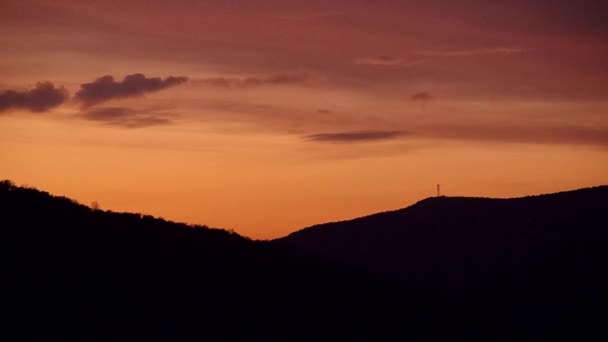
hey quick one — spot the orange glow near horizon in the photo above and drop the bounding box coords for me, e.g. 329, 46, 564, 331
2, 1, 607, 238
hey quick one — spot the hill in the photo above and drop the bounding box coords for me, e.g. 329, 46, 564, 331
277, 186, 608, 338
5, 180, 607, 340
1, 180, 426, 340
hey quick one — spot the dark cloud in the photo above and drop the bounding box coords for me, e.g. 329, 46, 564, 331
81, 106, 173, 128
410, 92, 433, 101
74, 74, 188, 108
0, 82, 68, 113
197, 73, 310, 88
305, 130, 409, 143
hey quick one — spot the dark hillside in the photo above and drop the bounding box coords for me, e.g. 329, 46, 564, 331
278, 186, 608, 338
2, 180, 425, 340
5, 180, 607, 340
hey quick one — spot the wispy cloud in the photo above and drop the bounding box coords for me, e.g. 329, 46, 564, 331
80, 106, 174, 128
417, 123, 608, 147
305, 130, 409, 143
74, 74, 188, 108
409, 92, 433, 101
414, 47, 529, 57
355, 56, 423, 67
0, 82, 68, 113
196, 73, 311, 88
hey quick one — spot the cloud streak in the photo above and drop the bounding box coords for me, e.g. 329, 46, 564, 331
197, 73, 311, 88
414, 47, 529, 57
0, 82, 68, 113
304, 124, 608, 147
74, 74, 188, 108
355, 56, 423, 67
81, 106, 173, 128
421, 123, 608, 147
305, 130, 409, 143
410, 92, 433, 101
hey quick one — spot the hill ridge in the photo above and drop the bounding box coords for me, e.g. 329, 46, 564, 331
4, 179, 608, 339
280, 185, 608, 239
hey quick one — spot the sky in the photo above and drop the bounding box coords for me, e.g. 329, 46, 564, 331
1, 0, 607, 238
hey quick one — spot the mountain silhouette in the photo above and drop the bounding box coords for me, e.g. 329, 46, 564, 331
277, 186, 608, 339
2, 180, 430, 340
4, 179, 607, 340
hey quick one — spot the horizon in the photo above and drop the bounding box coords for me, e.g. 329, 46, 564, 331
3, 179, 606, 239
2, 1, 608, 238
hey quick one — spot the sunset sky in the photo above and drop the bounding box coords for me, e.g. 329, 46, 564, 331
1, 0, 607, 238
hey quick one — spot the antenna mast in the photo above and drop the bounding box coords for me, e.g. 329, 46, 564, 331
437, 184, 440, 197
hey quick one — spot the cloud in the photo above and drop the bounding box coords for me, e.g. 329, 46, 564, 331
414, 47, 529, 57
197, 73, 310, 88
0, 82, 68, 113
74, 73, 188, 108
81, 106, 173, 128
355, 56, 423, 67
305, 130, 409, 143
410, 92, 433, 101
417, 123, 608, 147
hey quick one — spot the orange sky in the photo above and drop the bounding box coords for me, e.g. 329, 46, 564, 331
1, 0, 607, 238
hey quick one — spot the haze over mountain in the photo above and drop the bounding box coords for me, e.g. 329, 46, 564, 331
4, 180, 608, 340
